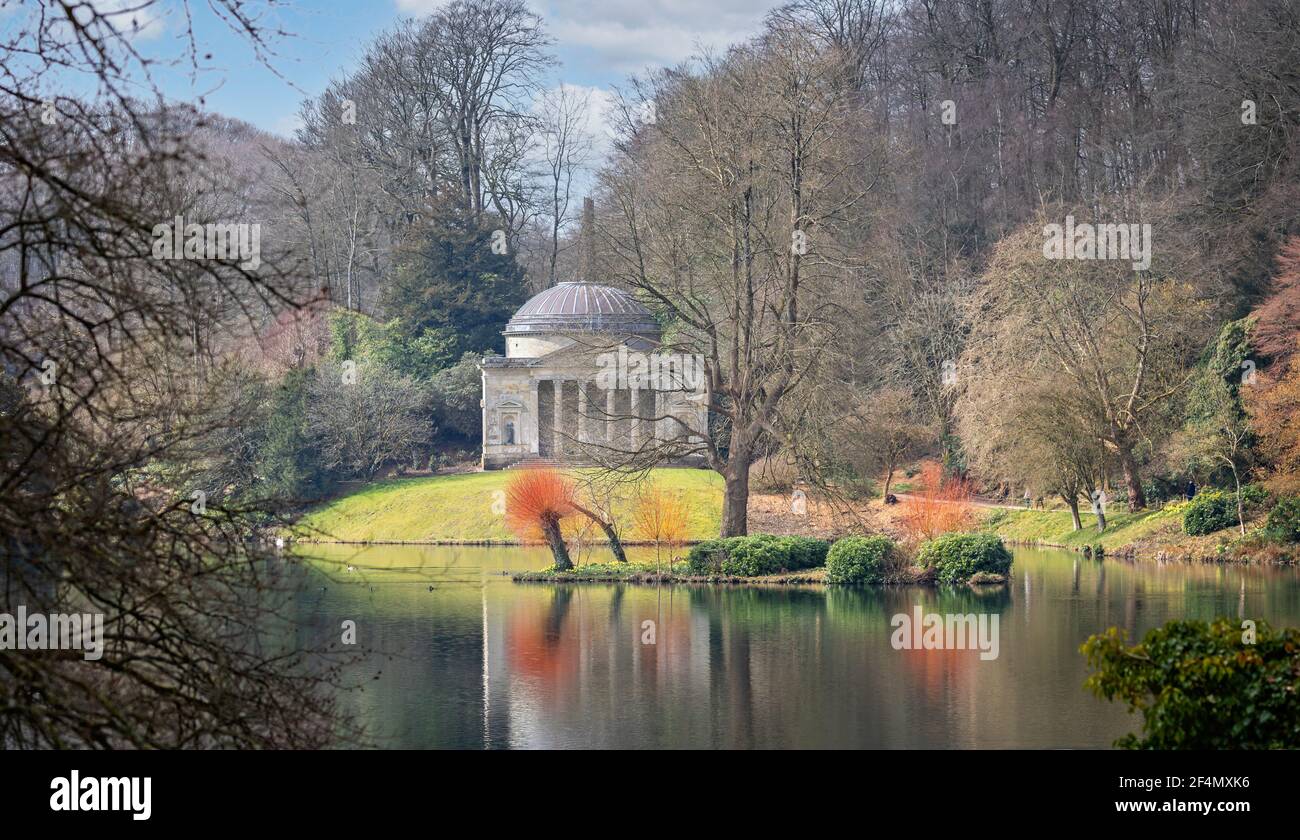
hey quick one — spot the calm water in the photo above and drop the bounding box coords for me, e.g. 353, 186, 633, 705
287, 544, 1300, 749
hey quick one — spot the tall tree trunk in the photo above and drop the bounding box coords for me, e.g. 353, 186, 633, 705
720, 456, 751, 537
1117, 443, 1146, 510
1065, 494, 1082, 531
541, 515, 571, 570
882, 463, 895, 500
601, 522, 628, 563
1230, 463, 1246, 536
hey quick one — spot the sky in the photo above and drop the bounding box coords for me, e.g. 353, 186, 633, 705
73, 0, 785, 139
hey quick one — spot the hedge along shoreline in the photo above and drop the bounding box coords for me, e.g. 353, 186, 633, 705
685, 534, 829, 576
513, 531, 1014, 587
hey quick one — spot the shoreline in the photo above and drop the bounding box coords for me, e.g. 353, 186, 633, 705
998, 536, 1297, 565
287, 477, 1294, 566
508, 566, 1010, 588
293, 537, 705, 547
510, 573, 828, 586
290, 535, 1295, 566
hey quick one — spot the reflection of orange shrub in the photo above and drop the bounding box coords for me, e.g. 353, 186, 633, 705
506, 593, 579, 686
504, 468, 573, 543
900, 462, 974, 540
899, 642, 976, 698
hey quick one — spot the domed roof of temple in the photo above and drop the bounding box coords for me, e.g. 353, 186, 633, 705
504, 281, 660, 336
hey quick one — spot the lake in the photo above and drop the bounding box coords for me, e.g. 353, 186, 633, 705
287, 544, 1300, 749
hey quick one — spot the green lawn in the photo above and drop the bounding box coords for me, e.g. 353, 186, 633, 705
981, 503, 1189, 550
296, 468, 724, 543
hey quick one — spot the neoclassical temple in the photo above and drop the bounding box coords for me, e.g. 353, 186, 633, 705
479, 280, 709, 470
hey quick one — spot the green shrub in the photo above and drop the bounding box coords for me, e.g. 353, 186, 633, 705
685, 538, 732, 575
777, 535, 830, 570
1083, 618, 1300, 749
685, 534, 829, 576
1182, 490, 1239, 536
1265, 497, 1300, 543
917, 532, 1013, 585
825, 535, 897, 584
1241, 483, 1269, 507
721, 534, 786, 576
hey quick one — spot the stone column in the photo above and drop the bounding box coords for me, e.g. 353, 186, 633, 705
605, 385, 616, 445
650, 392, 660, 447
650, 392, 660, 449
528, 379, 540, 454
480, 368, 489, 467
639, 390, 652, 449
553, 378, 566, 457
576, 380, 587, 445
629, 387, 639, 455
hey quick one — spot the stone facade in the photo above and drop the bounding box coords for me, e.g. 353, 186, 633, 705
480, 282, 708, 470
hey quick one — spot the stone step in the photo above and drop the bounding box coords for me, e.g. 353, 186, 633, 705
504, 457, 567, 470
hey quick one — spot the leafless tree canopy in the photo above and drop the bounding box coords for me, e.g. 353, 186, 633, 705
1, 1, 354, 749
588, 0, 1299, 523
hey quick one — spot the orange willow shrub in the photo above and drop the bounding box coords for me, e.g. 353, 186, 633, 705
899, 461, 975, 540
632, 484, 689, 572
504, 468, 575, 569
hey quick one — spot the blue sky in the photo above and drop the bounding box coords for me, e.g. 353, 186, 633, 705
83, 0, 783, 138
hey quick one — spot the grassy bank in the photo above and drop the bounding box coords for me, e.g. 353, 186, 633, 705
981, 505, 1186, 552
296, 468, 723, 543
979, 501, 1289, 563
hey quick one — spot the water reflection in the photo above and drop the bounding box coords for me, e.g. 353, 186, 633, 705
290, 544, 1300, 749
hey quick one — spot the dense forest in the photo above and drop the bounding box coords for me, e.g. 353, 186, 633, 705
175, 0, 1300, 537
6, 0, 1300, 519
2, 0, 1299, 746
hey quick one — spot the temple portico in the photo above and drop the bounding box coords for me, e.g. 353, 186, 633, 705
479, 282, 707, 470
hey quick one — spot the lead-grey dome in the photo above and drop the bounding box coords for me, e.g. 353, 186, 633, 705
505, 281, 660, 336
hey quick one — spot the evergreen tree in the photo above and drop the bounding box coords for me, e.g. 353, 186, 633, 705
258, 367, 327, 501
382, 213, 527, 372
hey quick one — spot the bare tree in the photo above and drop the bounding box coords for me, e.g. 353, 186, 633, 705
1173, 377, 1254, 534
420, 0, 553, 222
596, 22, 884, 535
282, 0, 557, 311
537, 85, 593, 286
839, 386, 933, 499
958, 368, 1108, 531
961, 208, 1211, 512
309, 360, 433, 480
1, 1, 357, 748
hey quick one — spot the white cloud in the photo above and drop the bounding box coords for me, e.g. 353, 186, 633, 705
394, 0, 779, 72
84, 0, 167, 42
528, 83, 610, 161
271, 112, 305, 140
542, 0, 778, 71
393, 0, 451, 13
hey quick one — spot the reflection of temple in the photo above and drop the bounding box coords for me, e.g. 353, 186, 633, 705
322, 549, 1257, 748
